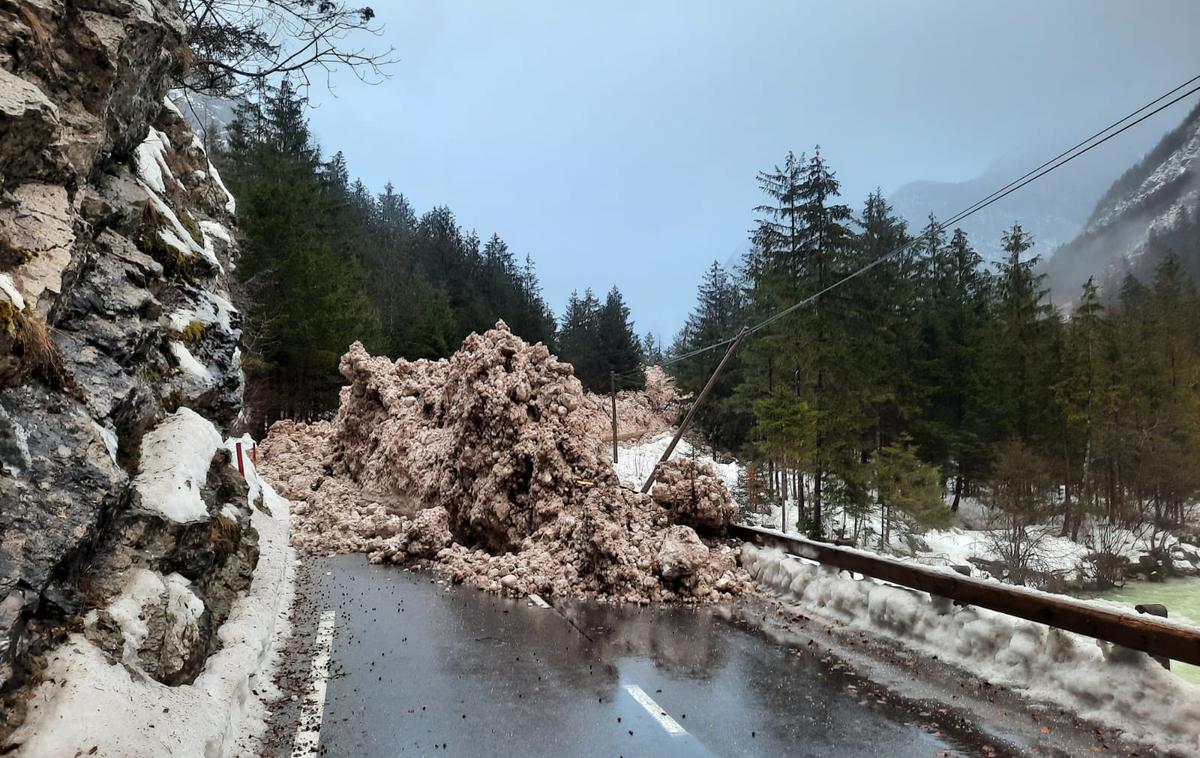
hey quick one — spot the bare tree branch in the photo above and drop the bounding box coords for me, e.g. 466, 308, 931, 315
179, 0, 395, 96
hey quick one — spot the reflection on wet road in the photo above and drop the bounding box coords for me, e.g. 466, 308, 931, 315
304, 555, 993, 757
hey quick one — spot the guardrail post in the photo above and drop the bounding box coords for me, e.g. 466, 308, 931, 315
1136, 604, 1171, 670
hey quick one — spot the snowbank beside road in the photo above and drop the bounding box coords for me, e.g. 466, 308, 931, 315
743, 544, 1200, 756
9, 437, 295, 758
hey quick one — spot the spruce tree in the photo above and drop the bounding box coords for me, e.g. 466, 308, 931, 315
911, 226, 993, 509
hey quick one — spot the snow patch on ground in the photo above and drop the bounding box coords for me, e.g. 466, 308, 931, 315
168, 291, 237, 335
199, 219, 231, 245
132, 408, 222, 523
208, 161, 236, 214
10, 439, 296, 758
743, 545, 1200, 756
95, 569, 204, 667
0, 404, 32, 474
90, 422, 119, 465
141, 183, 223, 272
614, 431, 739, 491
161, 94, 183, 118
170, 340, 216, 389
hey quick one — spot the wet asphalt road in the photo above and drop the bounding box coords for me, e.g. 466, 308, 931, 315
301, 555, 995, 758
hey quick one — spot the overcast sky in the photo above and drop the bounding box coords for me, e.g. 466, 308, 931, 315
303, 0, 1200, 343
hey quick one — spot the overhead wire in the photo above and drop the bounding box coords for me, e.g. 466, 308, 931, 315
645, 73, 1200, 369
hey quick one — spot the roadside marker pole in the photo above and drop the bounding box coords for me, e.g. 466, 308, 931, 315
235, 441, 245, 476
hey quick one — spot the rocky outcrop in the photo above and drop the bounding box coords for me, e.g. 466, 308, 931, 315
0, 0, 253, 739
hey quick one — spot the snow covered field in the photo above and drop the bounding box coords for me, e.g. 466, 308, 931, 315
613, 431, 740, 492
10, 436, 296, 758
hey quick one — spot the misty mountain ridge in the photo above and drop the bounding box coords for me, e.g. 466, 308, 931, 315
1044, 98, 1200, 301
889, 127, 1160, 266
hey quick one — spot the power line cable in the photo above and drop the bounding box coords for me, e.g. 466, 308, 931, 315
652, 74, 1200, 368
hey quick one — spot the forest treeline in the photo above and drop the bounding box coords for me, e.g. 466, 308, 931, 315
217, 84, 643, 427
670, 149, 1200, 544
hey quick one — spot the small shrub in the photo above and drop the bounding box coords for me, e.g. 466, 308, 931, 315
1, 302, 66, 388
181, 319, 206, 347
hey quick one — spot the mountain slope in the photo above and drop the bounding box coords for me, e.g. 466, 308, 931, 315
890, 135, 1152, 264
1044, 99, 1200, 299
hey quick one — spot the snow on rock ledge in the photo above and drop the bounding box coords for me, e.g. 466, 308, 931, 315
9, 441, 296, 758
742, 544, 1200, 756
133, 407, 223, 523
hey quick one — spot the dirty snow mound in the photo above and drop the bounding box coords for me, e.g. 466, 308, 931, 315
578, 366, 677, 447
651, 457, 736, 535
261, 323, 748, 603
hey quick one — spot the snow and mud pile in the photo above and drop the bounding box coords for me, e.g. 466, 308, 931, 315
743, 545, 1200, 756
260, 324, 748, 602
578, 365, 677, 444
650, 457, 737, 534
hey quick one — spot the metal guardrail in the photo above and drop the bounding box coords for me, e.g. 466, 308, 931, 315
730, 524, 1200, 667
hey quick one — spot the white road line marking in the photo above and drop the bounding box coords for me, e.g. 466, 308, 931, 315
528, 593, 551, 608
291, 610, 336, 758
623, 684, 687, 736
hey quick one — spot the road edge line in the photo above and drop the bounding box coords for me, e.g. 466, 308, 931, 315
290, 609, 336, 757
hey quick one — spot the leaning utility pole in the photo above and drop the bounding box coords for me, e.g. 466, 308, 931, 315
640, 327, 749, 493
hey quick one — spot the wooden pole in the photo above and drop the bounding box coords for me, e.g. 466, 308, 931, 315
610, 370, 618, 464
731, 524, 1200, 667
641, 327, 749, 493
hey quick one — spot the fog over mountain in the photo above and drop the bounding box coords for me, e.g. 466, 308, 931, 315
1044, 99, 1200, 302
889, 127, 1163, 268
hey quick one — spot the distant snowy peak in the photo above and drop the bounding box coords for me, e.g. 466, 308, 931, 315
1045, 99, 1200, 300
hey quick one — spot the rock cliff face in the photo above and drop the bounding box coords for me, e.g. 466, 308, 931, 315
0, 0, 254, 737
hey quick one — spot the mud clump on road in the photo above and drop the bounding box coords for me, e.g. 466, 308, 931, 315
260, 323, 749, 603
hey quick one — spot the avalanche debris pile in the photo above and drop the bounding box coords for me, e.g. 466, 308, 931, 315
578, 365, 677, 445
650, 457, 737, 535
261, 323, 749, 602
